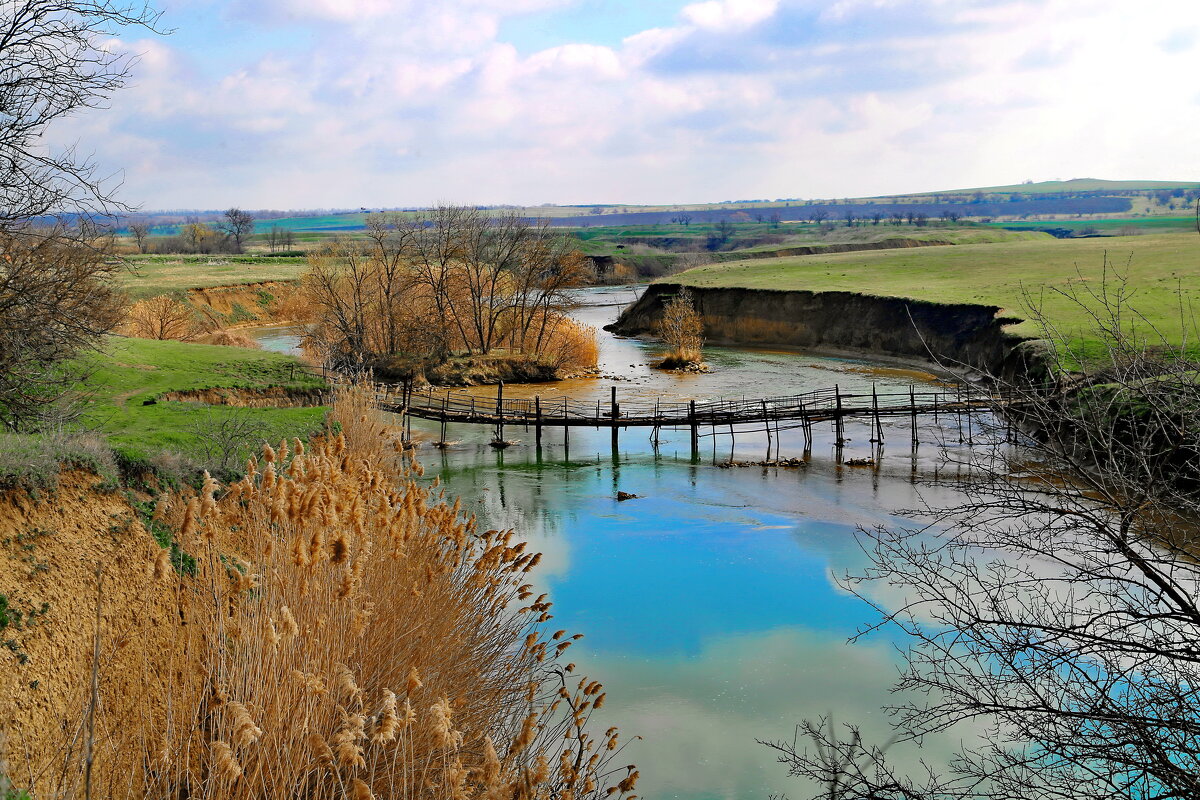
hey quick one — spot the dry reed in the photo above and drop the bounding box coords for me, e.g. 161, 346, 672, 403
48, 383, 635, 800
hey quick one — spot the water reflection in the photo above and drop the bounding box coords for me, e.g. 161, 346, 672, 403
251, 288, 986, 798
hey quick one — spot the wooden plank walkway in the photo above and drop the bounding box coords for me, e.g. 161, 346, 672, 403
365, 380, 998, 454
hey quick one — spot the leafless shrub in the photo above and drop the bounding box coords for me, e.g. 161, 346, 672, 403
654, 288, 704, 368
769, 266, 1200, 799
182, 405, 295, 480
125, 295, 207, 341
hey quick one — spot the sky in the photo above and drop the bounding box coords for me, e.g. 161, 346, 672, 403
53, 0, 1200, 210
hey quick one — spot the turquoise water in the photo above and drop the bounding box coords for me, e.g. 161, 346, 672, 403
246, 289, 990, 798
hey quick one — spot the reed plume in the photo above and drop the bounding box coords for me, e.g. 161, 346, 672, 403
24, 382, 635, 800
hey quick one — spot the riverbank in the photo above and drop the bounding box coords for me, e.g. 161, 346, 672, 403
608, 282, 1045, 380
609, 232, 1200, 379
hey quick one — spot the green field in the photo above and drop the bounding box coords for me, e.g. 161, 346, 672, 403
670, 232, 1200, 356
78, 337, 326, 464
992, 216, 1197, 234
120, 254, 309, 298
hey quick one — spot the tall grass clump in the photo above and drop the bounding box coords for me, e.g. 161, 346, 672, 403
524, 317, 599, 375
35, 385, 636, 799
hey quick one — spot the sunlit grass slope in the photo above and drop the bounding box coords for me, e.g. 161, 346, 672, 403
80, 336, 326, 458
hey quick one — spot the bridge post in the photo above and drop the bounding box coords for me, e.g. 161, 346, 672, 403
956, 384, 964, 444
834, 384, 845, 448
610, 386, 620, 452
762, 399, 772, 461
689, 400, 699, 462
800, 399, 812, 452
439, 394, 447, 444
563, 400, 570, 459
871, 384, 884, 443
910, 385, 918, 450
496, 381, 505, 444
535, 396, 542, 449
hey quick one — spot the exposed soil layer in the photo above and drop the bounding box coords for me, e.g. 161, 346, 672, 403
157, 385, 328, 407
186, 280, 302, 326
608, 283, 1049, 379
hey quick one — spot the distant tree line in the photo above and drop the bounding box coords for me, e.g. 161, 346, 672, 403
127, 208, 260, 254
554, 196, 1133, 229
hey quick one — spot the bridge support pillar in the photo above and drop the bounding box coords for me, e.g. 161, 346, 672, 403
834, 384, 845, 448
689, 400, 699, 462
535, 396, 542, 449
611, 386, 619, 453
495, 381, 505, 444
910, 386, 918, 450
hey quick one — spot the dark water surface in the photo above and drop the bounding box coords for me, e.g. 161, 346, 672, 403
247, 288, 991, 799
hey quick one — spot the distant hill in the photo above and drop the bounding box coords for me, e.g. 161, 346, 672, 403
128, 179, 1200, 235
907, 178, 1200, 197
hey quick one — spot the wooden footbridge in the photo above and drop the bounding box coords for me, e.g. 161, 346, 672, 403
371, 381, 998, 459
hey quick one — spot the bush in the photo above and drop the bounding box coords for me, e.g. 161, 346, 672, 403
0, 432, 118, 491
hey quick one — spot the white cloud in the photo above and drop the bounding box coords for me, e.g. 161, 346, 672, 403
44, 0, 1200, 209
681, 0, 779, 30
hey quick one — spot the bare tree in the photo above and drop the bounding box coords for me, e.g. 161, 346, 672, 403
180, 220, 219, 253
126, 295, 203, 340
0, 3, 163, 429
218, 207, 255, 253
0, 227, 123, 430
303, 206, 590, 378
0, 2, 164, 223
706, 220, 736, 251
767, 267, 1200, 800
128, 220, 151, 253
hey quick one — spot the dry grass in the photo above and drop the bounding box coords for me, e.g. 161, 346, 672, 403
197, 330, 261, 349
21, 385, 634, 799
509, 315, 599, 375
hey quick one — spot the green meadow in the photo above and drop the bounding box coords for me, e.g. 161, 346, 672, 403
991, 215, 1197, 234
78, 337, 326, 462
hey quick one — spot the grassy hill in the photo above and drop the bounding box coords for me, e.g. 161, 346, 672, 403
910, 178, 1200, 196
669, 232, 1200, 357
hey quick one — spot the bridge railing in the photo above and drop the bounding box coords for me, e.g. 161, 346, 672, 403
386, 382, 992, 425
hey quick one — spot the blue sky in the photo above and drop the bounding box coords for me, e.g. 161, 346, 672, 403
53, 0, 1200, 210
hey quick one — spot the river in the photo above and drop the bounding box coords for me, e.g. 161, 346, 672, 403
247, 287, 998, 799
